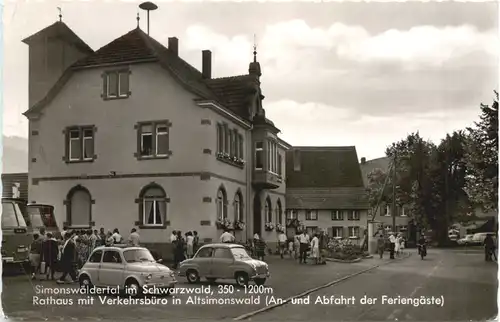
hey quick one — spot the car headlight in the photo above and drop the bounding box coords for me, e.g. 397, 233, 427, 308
146, 274, 152, 280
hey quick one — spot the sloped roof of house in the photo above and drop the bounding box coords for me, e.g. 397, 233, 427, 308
22, 21, 94, 55
359, 156, 391, 187
285, 146, 365, 189
23, 27, 258, 122
286, 187, 369, 210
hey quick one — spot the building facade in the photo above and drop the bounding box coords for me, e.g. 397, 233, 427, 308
23, 21, 290, 254
285, 147, 370, 243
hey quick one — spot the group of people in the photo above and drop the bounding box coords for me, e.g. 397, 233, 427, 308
28, 227, 141, 283
170, 230, 200, 268
377, 233, 406, 259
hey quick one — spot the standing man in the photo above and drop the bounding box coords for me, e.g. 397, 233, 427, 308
389, 233, 396, 259
128, 228, 140, 246
57, 231, 78, 284
377, 234, 385, 259
318, 230, 328, 265
298, 230, 310, 264
220, 229, 235, 243
277, 231, 287, 259
484, 234, 496, 261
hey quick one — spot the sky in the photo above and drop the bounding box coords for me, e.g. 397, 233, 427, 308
2, 0, 499, 161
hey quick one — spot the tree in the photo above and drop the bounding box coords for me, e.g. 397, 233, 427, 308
385, 132, 438, 231
464, 92, 499, 212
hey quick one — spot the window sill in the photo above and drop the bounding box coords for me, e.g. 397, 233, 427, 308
331, 219, 344, 221
103, 95, 129, 101
216, 154, 244, 169
305, 219, 318, 221
137, 225, 167, 229
135, 152, 172, 161
348, 219, 361, 221
65, 159, 94, 164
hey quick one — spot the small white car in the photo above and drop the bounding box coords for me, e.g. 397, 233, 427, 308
472, 232, 495, 245
78, 246, 177, 295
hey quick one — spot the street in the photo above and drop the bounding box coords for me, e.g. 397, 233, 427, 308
2, 248, 497, 321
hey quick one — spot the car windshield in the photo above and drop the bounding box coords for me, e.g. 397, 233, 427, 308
2, 202, 27, 228
231, 247, 251, 260
123, 249, 155, 263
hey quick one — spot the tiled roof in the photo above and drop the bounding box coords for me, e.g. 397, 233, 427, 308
286, 147, 365, 188
359, 157, 391, 187
24, 27, 255, 121
205, 75, 257, 121
286, 187, 369, 209
22, 21, 94, 55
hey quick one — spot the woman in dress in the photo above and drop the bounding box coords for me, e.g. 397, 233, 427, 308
394, 234, 401, 257
310, 233, 320, 264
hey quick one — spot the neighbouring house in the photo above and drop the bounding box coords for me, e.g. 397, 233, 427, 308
285, 147, 370, 244
1, 173, 28, 200
22, 17, 290, 257
359, 156, 411, 238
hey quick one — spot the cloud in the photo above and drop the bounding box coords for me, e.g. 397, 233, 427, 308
265, 99, 481, 160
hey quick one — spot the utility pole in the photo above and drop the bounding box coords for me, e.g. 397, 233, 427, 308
392, 152, 397, 233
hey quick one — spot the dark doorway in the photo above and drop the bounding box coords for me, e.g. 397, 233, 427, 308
253, 192, 262, 236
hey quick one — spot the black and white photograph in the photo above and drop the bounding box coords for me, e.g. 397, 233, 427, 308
1, 0, 498, 321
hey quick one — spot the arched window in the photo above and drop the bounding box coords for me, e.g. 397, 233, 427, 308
275, 199, 283, 224
66, 185, 92, 228
217, 186, 228, 220
139, 184, 167, 227
265, 197, 272, 223
234, 191, 243, 222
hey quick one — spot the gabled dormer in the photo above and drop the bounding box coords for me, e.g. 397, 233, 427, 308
22, 21, 93, 108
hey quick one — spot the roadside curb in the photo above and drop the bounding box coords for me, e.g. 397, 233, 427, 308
325, 257, 362, 263
233, 250, 411, 320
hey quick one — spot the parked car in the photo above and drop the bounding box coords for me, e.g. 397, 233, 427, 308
78, 246, 177, 295
457, 234, 475, 245
178, 243, 270, 286
472, 232, 496, 245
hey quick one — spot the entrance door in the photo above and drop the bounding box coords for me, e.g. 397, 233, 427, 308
253, 193, 262, 236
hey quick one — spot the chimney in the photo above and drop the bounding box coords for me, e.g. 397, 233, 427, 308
361, 157, 366, 164
168, 37, 178, 56
202, 50, 212, 79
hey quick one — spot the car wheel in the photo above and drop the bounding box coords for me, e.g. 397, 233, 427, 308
206, 278, 217, 284
186, 270, 200, 284
125, 279, 142, 297
254, 278, 266, 286
235, 272, 249, 287
79, 275, 93, 290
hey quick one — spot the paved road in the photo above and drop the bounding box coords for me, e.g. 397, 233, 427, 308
246, 248, 498, 321
1, 255, 394, 320
3, 249, 494, 321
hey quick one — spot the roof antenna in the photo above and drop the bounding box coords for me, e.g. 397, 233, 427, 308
136, 10, 140, 28
253, 34, 257, 62
139, 2, 158, 36
57, 7, 62, 22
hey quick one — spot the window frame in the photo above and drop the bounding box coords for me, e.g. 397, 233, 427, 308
135, 183, 170, 229
305, 209, 318, 221
331, 210, 343, 221
216, 187, 228, 221
348, 226, 360, 238
135, 120, 172, 160
332, 226, 343, 238
63, 185, 94, 229
275, 200, 283, 224
64, 126, 96, 163
255, 141, 264, 170
287, 210, 298, 220
234, 192, 243, 222
265, 198, 273, 223
215, 123, 244, 168
348, 210, 361, 221
102, 69, 131, 100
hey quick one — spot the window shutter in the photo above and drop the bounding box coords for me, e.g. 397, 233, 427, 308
101, 73, 107, 99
